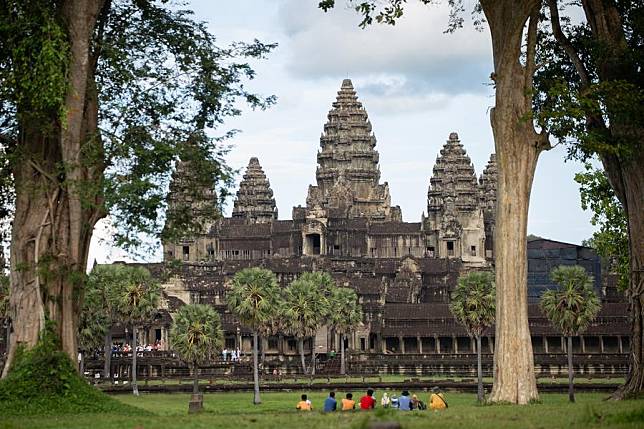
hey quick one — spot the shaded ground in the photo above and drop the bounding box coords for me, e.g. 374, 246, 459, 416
1, 392, 643, 429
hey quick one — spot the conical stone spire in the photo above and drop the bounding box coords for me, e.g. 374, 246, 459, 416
479, 153, 498, 213
427, 132, 479, 214
165, 157, 219, 237
306, 79, 401, 221
232, 157, 277, 223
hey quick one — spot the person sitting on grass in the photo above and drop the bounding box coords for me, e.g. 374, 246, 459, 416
296, 394, 312, 411
411, 394, 426, 410
429, 387, 448, 411
398, 390, 412, 411
381, 392, 390, 408
324, 391, 337, 412
359, 389, 376, 410
341, 393, 356, 411
390, 394, 399, 409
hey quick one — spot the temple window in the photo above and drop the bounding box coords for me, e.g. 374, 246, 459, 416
447, 241, 454, 256
471, 245, 477, 256
427, 246, 435, 257
305, 233, 321, 255
182, 245, 190, 260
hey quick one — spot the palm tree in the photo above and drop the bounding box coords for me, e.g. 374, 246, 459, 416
540, 265, 601, 403
283, 276, 329, 375
449, 271, 495, 403
117, 267, 161, 396
328, 287, 362, 375
85, 264, 131, 380
171, 304, 223, 410
228, 267, 281, 405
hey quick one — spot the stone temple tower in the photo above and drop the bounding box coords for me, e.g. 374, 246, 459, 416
479, 154, 498, 258
163, 157, 219, 262
424, 132, 486, 265
232, 157, 278, 223
304, 79, 402, 222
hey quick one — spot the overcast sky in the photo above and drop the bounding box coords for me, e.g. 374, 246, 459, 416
88, 0, 597, 264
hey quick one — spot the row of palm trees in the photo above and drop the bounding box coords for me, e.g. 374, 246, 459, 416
172, 267, 362, 405
451, 265, 601, 403
79, 264, 598, 406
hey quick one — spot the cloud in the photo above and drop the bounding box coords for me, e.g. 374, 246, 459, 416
277, 0, 492, 94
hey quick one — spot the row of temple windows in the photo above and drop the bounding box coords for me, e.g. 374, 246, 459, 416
172, 241, 477, 260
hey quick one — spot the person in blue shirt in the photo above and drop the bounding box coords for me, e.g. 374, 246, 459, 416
323, 391, 337, 412
398, 390, 412, 411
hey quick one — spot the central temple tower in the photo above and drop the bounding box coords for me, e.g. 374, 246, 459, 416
303, 79, 402, 222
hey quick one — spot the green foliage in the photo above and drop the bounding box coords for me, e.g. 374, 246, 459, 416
575, 166, 629, 290
0, 322, 143, 416
116, 266, 161, 324
228, 267, 281, 331
0, 0, 69, 128
170, 304, 223, 366
533, 3, 643, 162
328, 287, 362, 336
283, 275, 330, 338
0, 1, 277, 254
449, 271, 496, 337
540, 265, 601, 336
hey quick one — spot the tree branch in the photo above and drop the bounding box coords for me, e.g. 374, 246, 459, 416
547, 0, 591, 89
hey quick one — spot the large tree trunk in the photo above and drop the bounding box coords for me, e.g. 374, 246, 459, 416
481, 0, 546, 404
132, 325, 139, 396
477, 334, 484, 403
340, 334, 346, 375
2, 0, 105, 378
298, 338, 307, 374
252, 330, 261, 404
567, 335, 575, 402
604, 151, 644, 399
103, 331, 112, 380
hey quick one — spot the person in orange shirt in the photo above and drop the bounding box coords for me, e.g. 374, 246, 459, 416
341, 392, 356, 411
296, 394, 312, 411
429, 387, 448, 410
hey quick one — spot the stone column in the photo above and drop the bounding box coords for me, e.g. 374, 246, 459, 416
544, 336, 549, 354
618, 336, 623, 354
599, 336, 604, 353
488, 336, 494, 354
435, 335, 440, 354
453, 336, 458, 354
471, 337, 476, 353
417, 336, 423, 354
399, 336, 405, 354
580, 336, 586, 353
561, 337, 565, 353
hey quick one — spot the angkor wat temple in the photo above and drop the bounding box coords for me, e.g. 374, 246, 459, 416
146, 79, 628, 376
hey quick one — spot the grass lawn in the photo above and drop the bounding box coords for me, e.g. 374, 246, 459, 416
1, 391, 642, 429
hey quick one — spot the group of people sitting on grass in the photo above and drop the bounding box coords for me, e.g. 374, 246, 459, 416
296, 387, 447, 412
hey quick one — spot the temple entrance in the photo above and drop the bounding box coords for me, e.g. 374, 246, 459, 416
305, 233, 321, 255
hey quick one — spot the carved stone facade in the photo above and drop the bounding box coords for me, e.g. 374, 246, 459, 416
154, 80, 628, 367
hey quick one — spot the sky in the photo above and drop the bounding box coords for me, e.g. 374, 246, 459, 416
88, 0, 598, 265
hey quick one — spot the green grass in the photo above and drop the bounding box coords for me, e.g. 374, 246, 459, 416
2, 391, 643, 429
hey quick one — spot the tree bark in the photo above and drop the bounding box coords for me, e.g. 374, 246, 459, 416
311, 339, 316, 376
103, 331, 112, 380
481, 0, 546, 404
252, 330, 261, 404
132, 325, 139, 396
3, 0, 105, 378
567, 335, 575, 402
477, 334, 483, 403
298, 338, 307, 374
193, 361, 199, 395
340, 333, 346, 375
